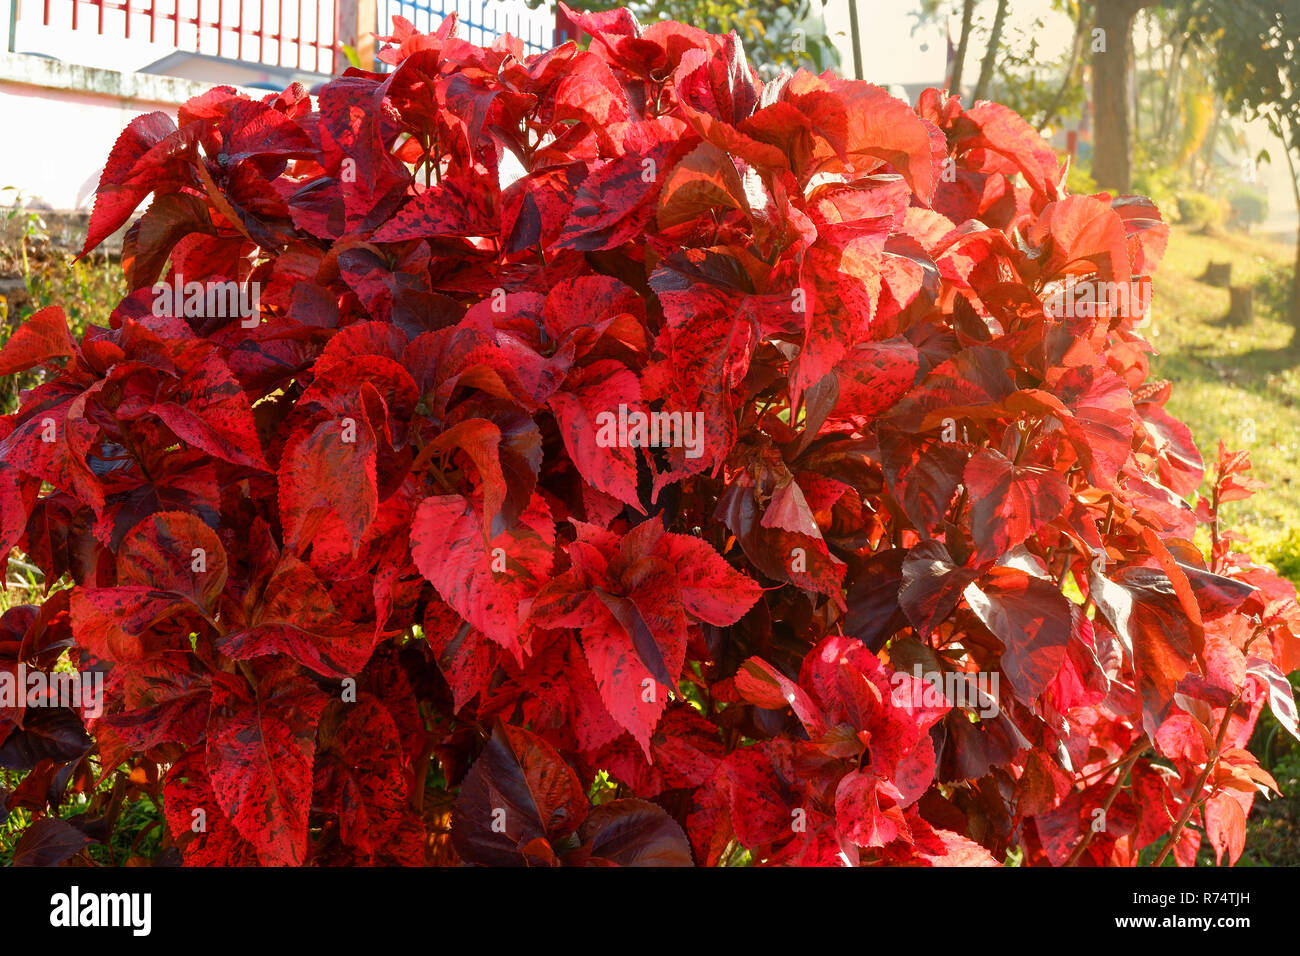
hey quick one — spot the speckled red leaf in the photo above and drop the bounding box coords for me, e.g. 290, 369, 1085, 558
106, 651, 211, 750
657, 530, 762, 626
548, 360, 644, 512
410, 491, 554, 664
0, 306, 76, 376
163, 750, 260, 866
371, 174, 498, 242
314, 696, 416, 863
80, 111, 193, 257
115, 511, 228, 613
964, 446, 1070, 563
219, 552, 379, 678
424, 599, 500, 713
70, 587, 193, 663
279, 416, 378, 556
555, 118, 693, 251
835, 772, 911, 849
573, 599, 675, 758
205, 665, 328, 867
831, 337, 919, 422
149, 348, 269, 470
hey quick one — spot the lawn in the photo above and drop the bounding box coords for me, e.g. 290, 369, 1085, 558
1147, 224, 1300, 866
1146, 225, 1300, 573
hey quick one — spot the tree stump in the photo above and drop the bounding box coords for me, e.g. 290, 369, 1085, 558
1202, 261, 1232, 287
1226, 285, 1254, 327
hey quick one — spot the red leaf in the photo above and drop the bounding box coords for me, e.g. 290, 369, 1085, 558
0, 307, 76, 375
163, 751, 259, 866
451, 722, 588, 866
578, 798, 694, 866
1090, 566, 1205, 732
964, 567, 1073, 700
205, 666, 328, 867
964, 447, 1070, 562
410, 492, 554, 664
219, 552, 379, 678
1204, 791, 1247, 866
80, 111, 190, 257
12, 817, 94, 867
279, 417, 378, 555
548, 360, 644, 512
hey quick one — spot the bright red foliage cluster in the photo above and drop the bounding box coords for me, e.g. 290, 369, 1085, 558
2, 7, 1299, 867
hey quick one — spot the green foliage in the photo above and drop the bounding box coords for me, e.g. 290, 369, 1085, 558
1264, 528, 1300, 588
1129, 159, 1183, 218
1064, 159, 1097, 196
1146, 224, 1300, 547
1197, 1, 1300, 155
1174, 191, 1229, 230
1254, 259, 1294, 320
559, 0, 839, 75
1228, 186, 1269, 229
0, 195, 124, 415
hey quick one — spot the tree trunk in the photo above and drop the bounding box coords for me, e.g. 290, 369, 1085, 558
1196, 103, 1221, 190
1292, 227, 1300, 345
950, 0, 977, 94
1202, 261, 1232, 287
1283, 117, 1300, 344
1038, 0, 1087, 132
973, 0, 1010, 102
1225, 287, 1254, 327
1092, 0, 1158, 192
1156, 33, 1185, 155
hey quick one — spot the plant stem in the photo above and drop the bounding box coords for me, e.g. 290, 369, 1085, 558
1151, 694, 1240, 866
1066, 736, 1146, 866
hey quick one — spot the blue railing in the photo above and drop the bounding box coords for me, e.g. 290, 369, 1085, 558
376, 0, 554, 62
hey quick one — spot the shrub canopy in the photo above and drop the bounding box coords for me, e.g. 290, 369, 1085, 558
1, 6, 1298, 867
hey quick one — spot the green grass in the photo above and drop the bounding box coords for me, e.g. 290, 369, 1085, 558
1146, 225, 1300, 865
1146, 226, 1300, 572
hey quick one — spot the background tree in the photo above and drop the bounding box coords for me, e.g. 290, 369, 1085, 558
1037, 0, 1090, 130
557, 0, 840, 75
1200, 0, 1300, 338
972, 0, 1010, 100
1091, 0, 1163, 191
949, 0, 977, 91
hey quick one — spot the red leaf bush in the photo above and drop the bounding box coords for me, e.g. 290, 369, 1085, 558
2, 6, 1299, 867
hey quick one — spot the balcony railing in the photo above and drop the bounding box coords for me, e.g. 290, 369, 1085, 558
7, 0, 561, 78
